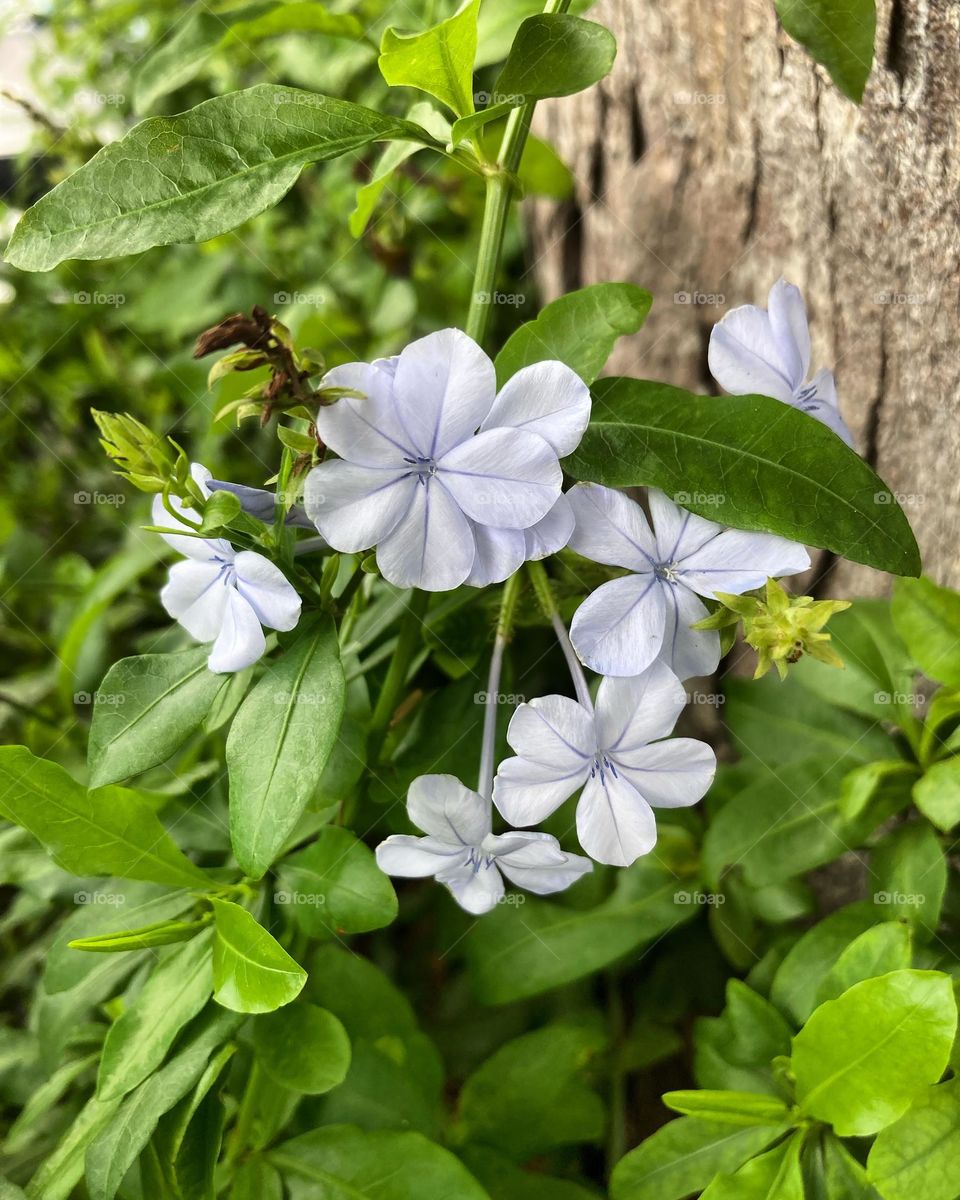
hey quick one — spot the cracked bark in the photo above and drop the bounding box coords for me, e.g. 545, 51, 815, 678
527, 0, 960, 593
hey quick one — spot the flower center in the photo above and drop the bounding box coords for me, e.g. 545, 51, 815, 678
213, 556, 237, 586
466, 847, 495, 873
654, 561, 680, 583
590, 753, 619, 784
795, 382, 819, 411
403, 455, 438, 485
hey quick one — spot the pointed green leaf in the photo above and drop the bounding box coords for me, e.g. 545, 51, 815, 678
661, 1090, 790, 1128
379, 0, 481, 117
0, 746, 209, 889
6, 86, 439, 271
816, 921, 913, 1004
893, 576, 960, 686
775, 0, 876, 103
210, 899, 306, 1013
565, 378, 921, 576
276, 826, 397, 935
868, 1078, 960, 1200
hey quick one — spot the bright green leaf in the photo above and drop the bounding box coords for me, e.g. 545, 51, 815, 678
775, 0, 876, 102
228, 616, 345, 878
793, 969, 956, 1135
694, 980, 793, 1097
565, 379, 921, 577
700, 1132, 804, 1200
661, 1090, 790, 1128
210, 898, 306, 1014
0, 746, 209, 890
379, 0, 481, 117
892, 576, 960, 687
871, 820, 947, 937
914, 757, 960, 832
5, 86, 439, 271
276, 826, 397, 935
867, 1077, 960, 1200
253, 1002, 351, 1094
816, 921, 913, 1004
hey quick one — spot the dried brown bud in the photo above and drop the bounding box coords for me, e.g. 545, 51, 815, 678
193, 308, 273, 358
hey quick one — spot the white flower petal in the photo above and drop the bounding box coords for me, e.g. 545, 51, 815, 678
570, 574, 667, 677
317, 361, 415, 465
524, 493, 575, 560
647, 490, 725, 565
660, 584, 720, 680
576, 770, 658, 867
304, 460, 414, 554
150, 491, 232, 561
566, 483, 658, 571
505, 694, 595, 768
465, 524, 526, 587
492, 832, 593, 894
407, 774, 490, 845
438, 427, 561, 528
481, 361, 591, 456
677, 529, 811, 597
439, 860, 504, 914
595, 661, 687, 751
376, 479, 476, 590
234, 551, 301, 632
375, 834, 469, 878
160, 559, 229, 641
208, 589, 266, 673
392, 328, 497, 459
612, 738, 716, 809
708, 304, 797, 402
493, 756, 587, 827
767, 278, 811, 386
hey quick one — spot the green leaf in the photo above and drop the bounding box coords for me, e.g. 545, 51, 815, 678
816, 922, 913, 1004
68, 915, 210, 953
792, 969, 957, 1135
494, 283, 651, 388
230, 1159, 283, 1200
305, 944, 418, 1040
134, 2, 365, 113
276, 826, 397, 935
458, 1146, 598, 1200
457, 1020, 606, 1160
23, 1092, 123, 1200
5, 86, 439, 271
919, 689, 960, 766
87, 648, 227, 786
475, 0, 596, 67
565, 379, 921, 576
774, 0, 876, 103
914, 757, 960, 832
700, 1132, 804, 1200
770, 901, 881, 1025
451, 14, 616, 142
892, 576, 960, 687
270, 1126, 491, 1199
379, 0, 481, 117
86, 1008, 241, 1200
153, 1042, 235, 1196
701, 755, 866, 889
610, 1117, 787, 1200
97, 931, 214, 1100
0, 746, 209, 889
838, 760, 918, 824
661, 1090, 790, 1127
253, 1002, 351, 1094
227, 616, 345, 878
694, 981, 793, 1097
867, 1077, 960, 1200
210, 898, 306, 1013
871, 820, 947, 938
467, 828, 699, 1003
814, 1133, 881, 1200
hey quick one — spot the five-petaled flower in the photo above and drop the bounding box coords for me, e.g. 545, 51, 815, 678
494, 661, 716, 867
708, 278, 854, 447
304, 328, 590, 591
152, 465, 301, 673
375, 773, 592, 914
566, 484, 810, 679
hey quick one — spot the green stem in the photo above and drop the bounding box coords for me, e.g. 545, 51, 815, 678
526, 560, 593, 709
367, 589, 429, 764
464, 0, 573, 347
224, 1059, 261, 1170
477, 573, 522, 798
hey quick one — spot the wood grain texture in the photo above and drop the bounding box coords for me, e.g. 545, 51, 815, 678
527, 0, 960, 593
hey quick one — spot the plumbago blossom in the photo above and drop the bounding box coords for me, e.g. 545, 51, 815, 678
152, 465, 301, 672
375, 774, 592, 914
708, 278, 854, 447
304, 329, 589, 591
567, 484, 810, 679
494, 662, 716, 867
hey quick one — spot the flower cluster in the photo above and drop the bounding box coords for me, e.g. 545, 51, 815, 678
146, 292, 841, 911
